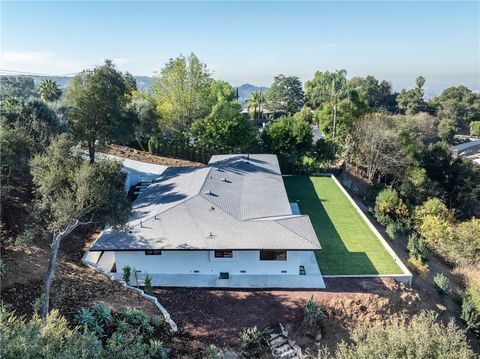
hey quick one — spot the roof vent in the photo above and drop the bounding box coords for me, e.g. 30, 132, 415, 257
220, 178, 230, 183
210, 206, 215, 211
204, 190, 213, 195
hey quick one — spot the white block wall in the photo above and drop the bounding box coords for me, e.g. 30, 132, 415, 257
114, 250, 302, 275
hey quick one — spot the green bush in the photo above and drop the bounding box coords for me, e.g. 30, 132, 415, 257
239, 326, 265, 356
470, 121, 480, 136
144, 274, 153, 295
385, 223, 399, 240
407, 233, 429, 261
0, 259, 6, 277
149, 339, 169, 359
461, 297, 479, 335
374, 188, 409, 228
122, 265, 131, 284
433, 273, 450, 295
304, 296, 326, 328
315, 311, 476, 359
203, 344, 220, 359
93, 303, 113, 326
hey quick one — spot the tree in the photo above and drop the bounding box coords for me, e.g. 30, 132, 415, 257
29, 135, 131, 318
0, 76, 37, 101
152, 53, 212, 130
192, 101, 257, 152
351, 113, 410, 182
38, 79, 62, 102
265, 75, 304, 115
246, 90, 265, 119
305, 69, 348, 138
66, 60, 134, 163
396, 76, 432, 115
316, 312, 476, 359
430, 86, 480, 128
262, 116, 312, 165
470, 121, 480, 136
128, 97, 160, 150
438, 117, 459, 144
348, 75, 398, 113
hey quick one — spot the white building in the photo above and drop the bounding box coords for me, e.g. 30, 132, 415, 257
86, 154, 325, 288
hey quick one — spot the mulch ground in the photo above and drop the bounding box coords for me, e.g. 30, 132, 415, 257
154, 277, 480, 358
99, 144, 205, 167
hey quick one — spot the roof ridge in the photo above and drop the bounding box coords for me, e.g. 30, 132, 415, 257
132, 194, 202, 227
275, 216, 319, 247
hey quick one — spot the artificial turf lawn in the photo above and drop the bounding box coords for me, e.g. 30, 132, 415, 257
283, 176, 402, 275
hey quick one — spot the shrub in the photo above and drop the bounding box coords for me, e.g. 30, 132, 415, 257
93, 304, 112, 326
470, 121, 480, 136
304, 296, 326, 328
151, 315, 163, 328
385, 223, 398, 240
144, 274, 153, 295
204, 344, 221, 359
239, 326, 265, 356
374, 188, 409, 228
414, 198, 453, 225
75, 307, 96, 328
452, 218, 480, 266
149, 339, 169, 359
460, 297, 479, 334
122, 266, 131, 285
407, 233, 429, 261
433, 273, 450, 295
408, 255, 429, 278
315, 311, 477, 358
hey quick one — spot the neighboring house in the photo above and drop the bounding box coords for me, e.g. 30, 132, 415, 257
86, 154, 325, 288
450, 139, 480, 165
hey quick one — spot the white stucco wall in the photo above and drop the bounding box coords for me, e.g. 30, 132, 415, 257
114, 250, 303, 275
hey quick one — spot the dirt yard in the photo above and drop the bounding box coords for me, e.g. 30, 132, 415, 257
155, 277, 479, 358
1, 228, 159, 322
99, 144, 205, 167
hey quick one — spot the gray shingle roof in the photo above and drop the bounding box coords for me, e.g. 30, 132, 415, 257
90, 154, 321, 251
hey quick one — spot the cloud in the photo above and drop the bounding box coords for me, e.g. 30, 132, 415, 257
111, 57, 134, 66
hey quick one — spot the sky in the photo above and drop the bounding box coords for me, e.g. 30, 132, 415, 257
1, 1, 479, 95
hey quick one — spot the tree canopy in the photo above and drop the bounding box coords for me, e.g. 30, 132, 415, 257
265, 75, 304, 115
66, 60, 135, 163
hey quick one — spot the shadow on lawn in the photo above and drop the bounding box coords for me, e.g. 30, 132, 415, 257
284, 176, 380, 275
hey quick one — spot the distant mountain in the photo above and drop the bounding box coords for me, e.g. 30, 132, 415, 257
0, 75, 153, 93
236, 84, 268, 106
1, 75, 268, 103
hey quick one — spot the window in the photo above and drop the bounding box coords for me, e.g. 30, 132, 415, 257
260, 250, 287, 261
145, 249, 162, 255
214, 250, 233, 258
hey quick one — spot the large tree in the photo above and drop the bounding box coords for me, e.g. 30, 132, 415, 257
29, 135, 131, 319
348, 75, 398, 113
265, 75, 304, 115
396, 76, 433, 115
305, 69, 348, 138
38, 79, 62, 102
430, 85, 480, 128
352, 113, 410, 182
262, 116, 312, 164
152, 53, 212, 130
192, 101, 257, 152
66, 60, 135, 163
0, 76, 37, 101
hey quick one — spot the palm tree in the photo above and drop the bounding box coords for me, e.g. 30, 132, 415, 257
38, 79, 62, 102
246, 91, 265, 120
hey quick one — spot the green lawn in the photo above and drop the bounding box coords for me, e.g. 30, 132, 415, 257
284, 176, 402, 275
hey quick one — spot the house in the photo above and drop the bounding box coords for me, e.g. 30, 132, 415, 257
86, 154, 325, 288
450, 139, 480, 165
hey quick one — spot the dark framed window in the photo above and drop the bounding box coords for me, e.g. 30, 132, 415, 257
214, 250, 233, 258
145, 249, 162, 255
260, 250, 287, 261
